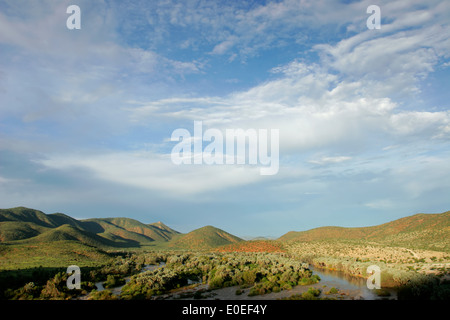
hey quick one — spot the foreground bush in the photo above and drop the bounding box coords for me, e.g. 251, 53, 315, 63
120, 252, 316, 299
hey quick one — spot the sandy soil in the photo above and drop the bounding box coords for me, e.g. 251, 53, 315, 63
163, 281, 394, 301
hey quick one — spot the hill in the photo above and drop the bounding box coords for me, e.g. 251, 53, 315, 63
0, 207, 60, 228
149, 221, 180, 238
0, 207, 179, 249
169, 225, 243, 250
82, 217, 178, 244
279, 211, 450, 251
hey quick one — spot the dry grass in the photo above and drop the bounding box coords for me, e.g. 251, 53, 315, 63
286, 240, 450, 287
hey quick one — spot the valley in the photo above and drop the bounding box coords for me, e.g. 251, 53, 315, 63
0, 207, 449, 300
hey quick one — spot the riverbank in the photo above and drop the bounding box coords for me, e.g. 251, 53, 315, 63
158, 264, 396, 300
78, 250, 448, 301
286, 240, 450, 288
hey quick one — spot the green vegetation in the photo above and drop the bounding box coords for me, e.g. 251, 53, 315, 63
279, 211, 450, 252
326, 287, 339, 294
1, 206, 449, 300
0, 241, 112, 270
168, 226, 243, 250
0, 252, 164, 299
281, 211, 450, 299
103, 274, 126, 288
396, 275, 450, 300
282, 287, 323, 300
121, 252, 315, 299
88, 289, 119, 300
0, 208, 242, 269
0, 207, 180, 252
5, 271, 86, 300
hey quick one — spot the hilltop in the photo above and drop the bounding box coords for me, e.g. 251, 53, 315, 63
168, 225, 243, 250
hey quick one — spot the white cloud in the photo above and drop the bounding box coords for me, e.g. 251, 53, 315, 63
308, 156, 352, 165
1, 0, 450, 228
36, 152, 266, 196
128, 59, 449, 157
388, 111, 450, 138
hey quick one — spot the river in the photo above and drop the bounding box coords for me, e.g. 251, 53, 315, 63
85, 262, 166, 298
309, 265, 398, 300
85, 261, 397, 300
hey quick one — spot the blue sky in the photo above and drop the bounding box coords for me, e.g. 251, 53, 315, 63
1, 0, 450, 238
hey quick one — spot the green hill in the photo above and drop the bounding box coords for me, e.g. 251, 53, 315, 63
0, 221, 47, 241
278, 211, 450, 251
26, 224, 139, 248
47, 212, 87, 230
0, 207, 183, 269
83, 217, 179, 243
0, 207, 58, 228
0, 207, 179, 249
169, 225, 243, 250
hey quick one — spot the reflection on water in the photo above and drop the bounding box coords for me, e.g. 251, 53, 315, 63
310, 265, 397, 300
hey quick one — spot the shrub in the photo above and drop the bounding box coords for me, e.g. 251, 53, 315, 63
88, 289, 118, 300
301, 287, 321, 300
326, 287, 339, 294
103, 274, 125, 289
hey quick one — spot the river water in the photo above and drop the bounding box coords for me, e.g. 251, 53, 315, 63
88, 261, 396, 300
310, 265, 398, 300
92, 262, 166, 296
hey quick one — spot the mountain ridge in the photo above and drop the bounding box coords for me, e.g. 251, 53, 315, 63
0, 207, 180, 248
0, 207, 238, 250
278, 211, 450, 251
1, 207, 449, 252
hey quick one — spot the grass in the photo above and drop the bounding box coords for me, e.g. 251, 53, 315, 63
286, 239, 450, 288
0, 241, 112, 270
279, 211, 450, 252
215, 240, 286, 253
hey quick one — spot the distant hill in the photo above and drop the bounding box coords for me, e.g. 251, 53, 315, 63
2, 206, 449, 268
169, 225, 243, 250
29, 224, 124, 248
0, 207, 179, 249
278, 211, 450, 251
82, 217, 179, 244
0, 207, 61, 229
0, 207, 243, 268
0, 207, 241, 252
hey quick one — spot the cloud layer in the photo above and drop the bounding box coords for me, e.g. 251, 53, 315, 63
1, 0, 450, 236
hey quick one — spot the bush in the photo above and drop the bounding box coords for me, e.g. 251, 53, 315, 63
88, 289, 118, 300
301, 287, 321, 300
326, 287, 339, 294
299, 274, 320, 285
103, 274, 125, 289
